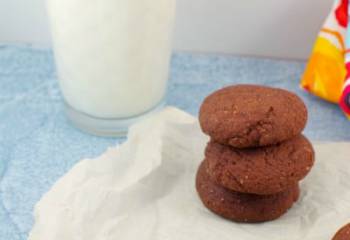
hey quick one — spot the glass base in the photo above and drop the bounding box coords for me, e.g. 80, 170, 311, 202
65, 101, 165, 137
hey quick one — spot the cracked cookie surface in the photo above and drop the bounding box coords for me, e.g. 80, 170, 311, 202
199, 85, 308, 148
205, 135, 314, 195
196, 161, 300, 223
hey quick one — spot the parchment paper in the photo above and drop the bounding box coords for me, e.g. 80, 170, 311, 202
29, 107, 350, 240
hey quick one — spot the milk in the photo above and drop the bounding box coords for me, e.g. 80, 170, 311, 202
48, 0, 176, 119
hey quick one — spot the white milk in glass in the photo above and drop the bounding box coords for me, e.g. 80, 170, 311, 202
47, 0, 176, 135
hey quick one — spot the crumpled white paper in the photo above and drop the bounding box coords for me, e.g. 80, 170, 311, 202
29, 107, 350, 240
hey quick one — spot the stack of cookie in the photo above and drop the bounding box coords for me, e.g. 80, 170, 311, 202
196, 85, 315, 223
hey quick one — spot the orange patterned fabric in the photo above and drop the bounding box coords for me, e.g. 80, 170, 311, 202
301, 0, 350, 118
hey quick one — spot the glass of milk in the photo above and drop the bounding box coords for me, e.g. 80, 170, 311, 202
47, 0, 176, 136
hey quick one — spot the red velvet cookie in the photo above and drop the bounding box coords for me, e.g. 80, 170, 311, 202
196, 161, 300, 223
333, 223, 350, 240
199, 85, 307, 148
205, 135, 314, 195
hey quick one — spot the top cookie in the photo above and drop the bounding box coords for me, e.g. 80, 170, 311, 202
199, 85, 308, 148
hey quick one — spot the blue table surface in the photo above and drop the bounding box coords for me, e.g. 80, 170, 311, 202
0, 44, 349, 239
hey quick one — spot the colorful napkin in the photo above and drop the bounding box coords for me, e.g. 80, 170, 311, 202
301, 0, 350, 118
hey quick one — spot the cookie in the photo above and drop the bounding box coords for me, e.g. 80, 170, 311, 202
205, 135, 314, 195
196, 161, 300, 223
333, 223, 350, 240
199, 85, 308, 148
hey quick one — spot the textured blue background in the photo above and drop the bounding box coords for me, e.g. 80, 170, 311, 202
0, 45, 349, 239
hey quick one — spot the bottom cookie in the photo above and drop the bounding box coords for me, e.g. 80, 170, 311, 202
332, 223, 350, 240
196, 161, 300, 223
